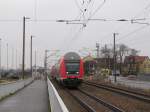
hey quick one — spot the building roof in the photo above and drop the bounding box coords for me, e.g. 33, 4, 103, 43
124, 56, 149, 63
83, 55, 95, 62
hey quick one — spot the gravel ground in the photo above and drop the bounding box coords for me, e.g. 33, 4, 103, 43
51, 80, 87, 112
137, 74, 150, 82
70, 90, 111, 112
80, 83, 150, 112
86, 78, 150, 96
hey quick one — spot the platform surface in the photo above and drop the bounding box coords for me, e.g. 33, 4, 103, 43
0, 80, 49, 112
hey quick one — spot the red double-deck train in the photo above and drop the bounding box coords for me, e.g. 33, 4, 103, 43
50, 52, 84, 87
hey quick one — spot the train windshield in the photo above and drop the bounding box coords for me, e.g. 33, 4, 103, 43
66, 63, 80, 74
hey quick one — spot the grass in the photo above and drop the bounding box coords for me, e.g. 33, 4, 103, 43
0, 92, 15, 102
0, 79, 19, 85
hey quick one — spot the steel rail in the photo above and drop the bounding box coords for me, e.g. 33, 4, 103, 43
66, 89, 96, 112
78, 89, 124, 112
93, 82, 150, 97
83, 81, 150, 103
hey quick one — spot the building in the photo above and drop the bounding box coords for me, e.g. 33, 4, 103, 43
94, 57, 114, 69
139, 59, 150, 74
83, 55, 96, 75
124, 56, 149, 75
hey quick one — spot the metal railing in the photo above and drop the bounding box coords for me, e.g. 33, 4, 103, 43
47, 77, 69, 112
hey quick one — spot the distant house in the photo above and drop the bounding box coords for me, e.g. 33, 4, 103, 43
124, 56, 149, 75
83, 55, 96, 75
139, 59, 150, 75
94, 57, 114, 70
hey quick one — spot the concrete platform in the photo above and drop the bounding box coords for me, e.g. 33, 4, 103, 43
0, 80, 49, 112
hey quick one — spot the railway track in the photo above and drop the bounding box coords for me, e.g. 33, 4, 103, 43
66, 89, 124, 112
83, 81, 150, 103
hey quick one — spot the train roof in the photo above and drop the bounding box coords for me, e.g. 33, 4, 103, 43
64, 52, 80, 61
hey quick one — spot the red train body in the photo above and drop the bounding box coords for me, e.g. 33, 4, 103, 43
50, 52, 84, 87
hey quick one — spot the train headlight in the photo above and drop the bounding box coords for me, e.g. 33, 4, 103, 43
76, 72, 79, 74
66, 72, 68, 74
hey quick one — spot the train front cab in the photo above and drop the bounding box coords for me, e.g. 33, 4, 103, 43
62, 77, 82, 87
60, 58, 84, 87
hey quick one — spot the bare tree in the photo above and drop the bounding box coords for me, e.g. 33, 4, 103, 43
129, 48, 139, 56
99, 43, 139, 76
127, 48, 139, 75
117, 44, 129, 75
101, 44, 112, 69
101, 44, 111, 57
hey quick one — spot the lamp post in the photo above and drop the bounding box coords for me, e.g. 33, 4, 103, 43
22, 16, 30, 79
30, 35, 35, 78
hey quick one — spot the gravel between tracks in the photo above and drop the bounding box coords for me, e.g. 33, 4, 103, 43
80, 83, 150, 112
51, 80, 87, 112
70, 90, 111, 112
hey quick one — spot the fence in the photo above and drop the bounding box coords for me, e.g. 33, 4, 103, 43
47, 77, 69, 112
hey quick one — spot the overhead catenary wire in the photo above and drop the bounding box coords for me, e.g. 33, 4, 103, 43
74, 0, 83, 13
1, 18, 150, 23
97, 1, 150, 43
2, 1, 150, 56
59, 0, 92, 50
0, 19, 59, 22
62, 0, 107, 48
34, 0, 38, 21
115, 5, 150, 42
59, 0, 94, 50
117, 24, 150, 42
133, 1, 150, 19
88, 0, 106, 19
70, 0, 106, 26
98, 1, 150, 43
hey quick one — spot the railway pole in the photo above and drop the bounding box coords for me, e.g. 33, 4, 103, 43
96, 43, 100, 58
96, 43, 100, 76
44, 50, 47, 79
7, 43, 8, 71
30, 35, 35, 78
22, 16, 25, 79
0, 38, 1, 79
15, 49, 18, 76
30, 36, 33, 78
113, 33, 118, 83
35, 50, 37, 78
16, 49, 17, 69
12, 47, 14, 69
22, 16, 30, 79
44, 50, 48, 76
44, 50, 50, 79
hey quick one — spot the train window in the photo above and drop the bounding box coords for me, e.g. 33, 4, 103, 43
66, 63, 79, 74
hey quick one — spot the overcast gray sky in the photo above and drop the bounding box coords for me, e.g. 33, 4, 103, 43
0, 0, 150, 69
